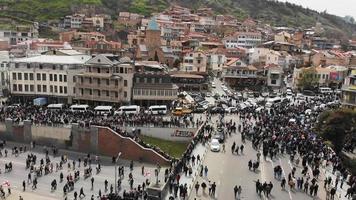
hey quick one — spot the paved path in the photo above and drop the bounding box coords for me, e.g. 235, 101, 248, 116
0, 142, 166, 200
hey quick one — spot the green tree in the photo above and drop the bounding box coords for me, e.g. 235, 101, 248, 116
315, 109, 356, 154
297, 67, 318, 91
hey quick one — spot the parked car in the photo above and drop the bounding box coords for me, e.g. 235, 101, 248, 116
193, 106, 206, 113
210, 106, 225, 114
210, 139, 220, 152
225, 107, 237, 113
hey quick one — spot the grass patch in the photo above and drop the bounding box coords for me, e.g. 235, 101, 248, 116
140, 135, 189, 159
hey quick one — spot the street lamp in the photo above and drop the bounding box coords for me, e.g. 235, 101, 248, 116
114, 152, 122, 194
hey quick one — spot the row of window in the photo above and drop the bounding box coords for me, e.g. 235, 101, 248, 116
133, 89, 176, 97
15, 63, 65, 70
78, 89, 127, 98
78, 77, 127, 87
12, 84, 67, 94
87, 66, 132, 74
225, 69, 256, 75
12, 72, 67, 82
300, 73, 329, 80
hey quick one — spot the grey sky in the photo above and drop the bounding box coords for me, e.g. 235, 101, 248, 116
278, 0, 356, 19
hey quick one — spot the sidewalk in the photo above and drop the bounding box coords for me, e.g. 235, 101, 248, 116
165, 143, 208, 200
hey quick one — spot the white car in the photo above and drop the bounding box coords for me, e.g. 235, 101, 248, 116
210, 139, 221, 152
212, 83, 216, 88
225, 107, 237, 113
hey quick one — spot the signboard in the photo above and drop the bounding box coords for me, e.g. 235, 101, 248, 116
171, 130, 194, 137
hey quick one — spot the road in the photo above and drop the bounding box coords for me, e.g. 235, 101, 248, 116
189, 83, 330, 200
0, 143, 166, 199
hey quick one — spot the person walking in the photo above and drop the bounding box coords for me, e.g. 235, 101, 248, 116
22, 180, 26, 191
195, 181, 200, 195
79, 187, 85, 198
90, 177, 94, 190
204, 166, 208, 177
234, 185, 238, 199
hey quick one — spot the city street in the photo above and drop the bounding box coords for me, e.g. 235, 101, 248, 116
0, 143, 166, 199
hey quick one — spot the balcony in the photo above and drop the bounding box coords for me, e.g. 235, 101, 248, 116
75, 94, 120, 102
75, 82, 120, 90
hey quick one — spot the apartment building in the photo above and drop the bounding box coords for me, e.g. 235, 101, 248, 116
223, 32, 262, 49
341, 68, 356, 109
74, 54, 133, 105
0, 24, 39, 45
9, 50, 90, 103
222, 58, 259, 88
181, 51, 207, 73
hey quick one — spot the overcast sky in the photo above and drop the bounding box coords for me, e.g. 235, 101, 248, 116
278, 0, 356, 19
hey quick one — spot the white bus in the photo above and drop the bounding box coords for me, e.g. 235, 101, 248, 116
70, 104, 89, 112
319, 87, 332, 94
94, 106, 112, 114
47, 103, 64, 110
146, 105, 168, 115
115, 105, 140, 115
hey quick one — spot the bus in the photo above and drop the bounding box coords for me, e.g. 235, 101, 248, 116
47, 104, 64, 111
115, 105, 140, 115
94, 106, 112, 115
318, 87, 332, 94
70, 104, 89, 112
146, 105, 168, 115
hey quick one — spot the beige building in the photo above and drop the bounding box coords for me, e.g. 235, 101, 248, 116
9, 49, 90, 103
341, 68, 356, 109
74, 54, 134, 105
181, 51, 207, 73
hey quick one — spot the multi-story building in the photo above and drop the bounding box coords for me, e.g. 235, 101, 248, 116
206, 48, 227, 73
74, 54, 133, 105
9, 49, 90, 103
264, 64, 283, 88
0, 24, 39, 45
0, 51, 10, 95
132, 61, 178, 106
222, 32, 262, 49
222, 59, 259, 88
181, 51, 207, 73
341, 68, 356, 109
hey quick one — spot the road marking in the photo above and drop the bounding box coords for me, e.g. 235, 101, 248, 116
279, 158, 293, 200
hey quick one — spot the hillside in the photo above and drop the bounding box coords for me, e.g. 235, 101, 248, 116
1, 0, 355, 38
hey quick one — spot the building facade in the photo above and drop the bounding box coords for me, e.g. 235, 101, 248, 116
9, 50, 90, 103
341, 68, 356, 109
74, 54, 133, 105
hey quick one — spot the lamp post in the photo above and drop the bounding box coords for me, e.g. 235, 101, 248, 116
114, 152, 122, 194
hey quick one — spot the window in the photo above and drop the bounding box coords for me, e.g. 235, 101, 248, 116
124, 80, 127, 87
36, 73, 41, 81
29, 73, 34, 80
24, 73, 28, 80
271, 79, 277, 85
89, 78, 92, 84
52, 65, 56, 70
125, 68, 128, 74
106, 91, 109, 96
43, 85, 47, 93
63, 75, 67, 82
50, 74, 53, 81
18, 73, 22, 80
18, 84, 22, 92
97, 90, 101, 96
50, 85, 53, 93
124, 91, 127, 98
73, 87, 76, 94
37, 85, 41, 92
13, 84, 17, 91
59, 75, 63, 82
97, 79, 101, 85
73, 76, 76, 83
54, 74, 57, 81
60, 86, 63, 94
54, 86, 58, 93
106, 79, 109, 85
115, 92, 118, 98
42, 73, 46, 81
12, 73, 16, 80
120, 67, 123, 73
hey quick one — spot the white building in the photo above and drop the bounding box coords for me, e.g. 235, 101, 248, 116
223, 32, 262, 49
0, 51, 10, 95
181, 51, 207, 73
9, 49, 90, 103
206, 49, 227, 72
249, 48, 281, 66
264, 64, 283, 88
0, 24, 39, 45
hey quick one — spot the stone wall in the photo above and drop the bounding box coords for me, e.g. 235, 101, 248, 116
0, 121, 171, 165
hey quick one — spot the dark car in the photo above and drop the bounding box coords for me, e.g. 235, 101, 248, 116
210, 107, 225, 114
213, 128, 225, 143
193, 106, 206, 113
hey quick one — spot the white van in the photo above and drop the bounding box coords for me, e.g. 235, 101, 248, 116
115, 105, 140, 115
319, 87, 332, 94
146, 105, 168, 115
70, 104, 89, 112
47, 103, 64, 111
265, 97, 282, 108
94, 106, 112, 114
